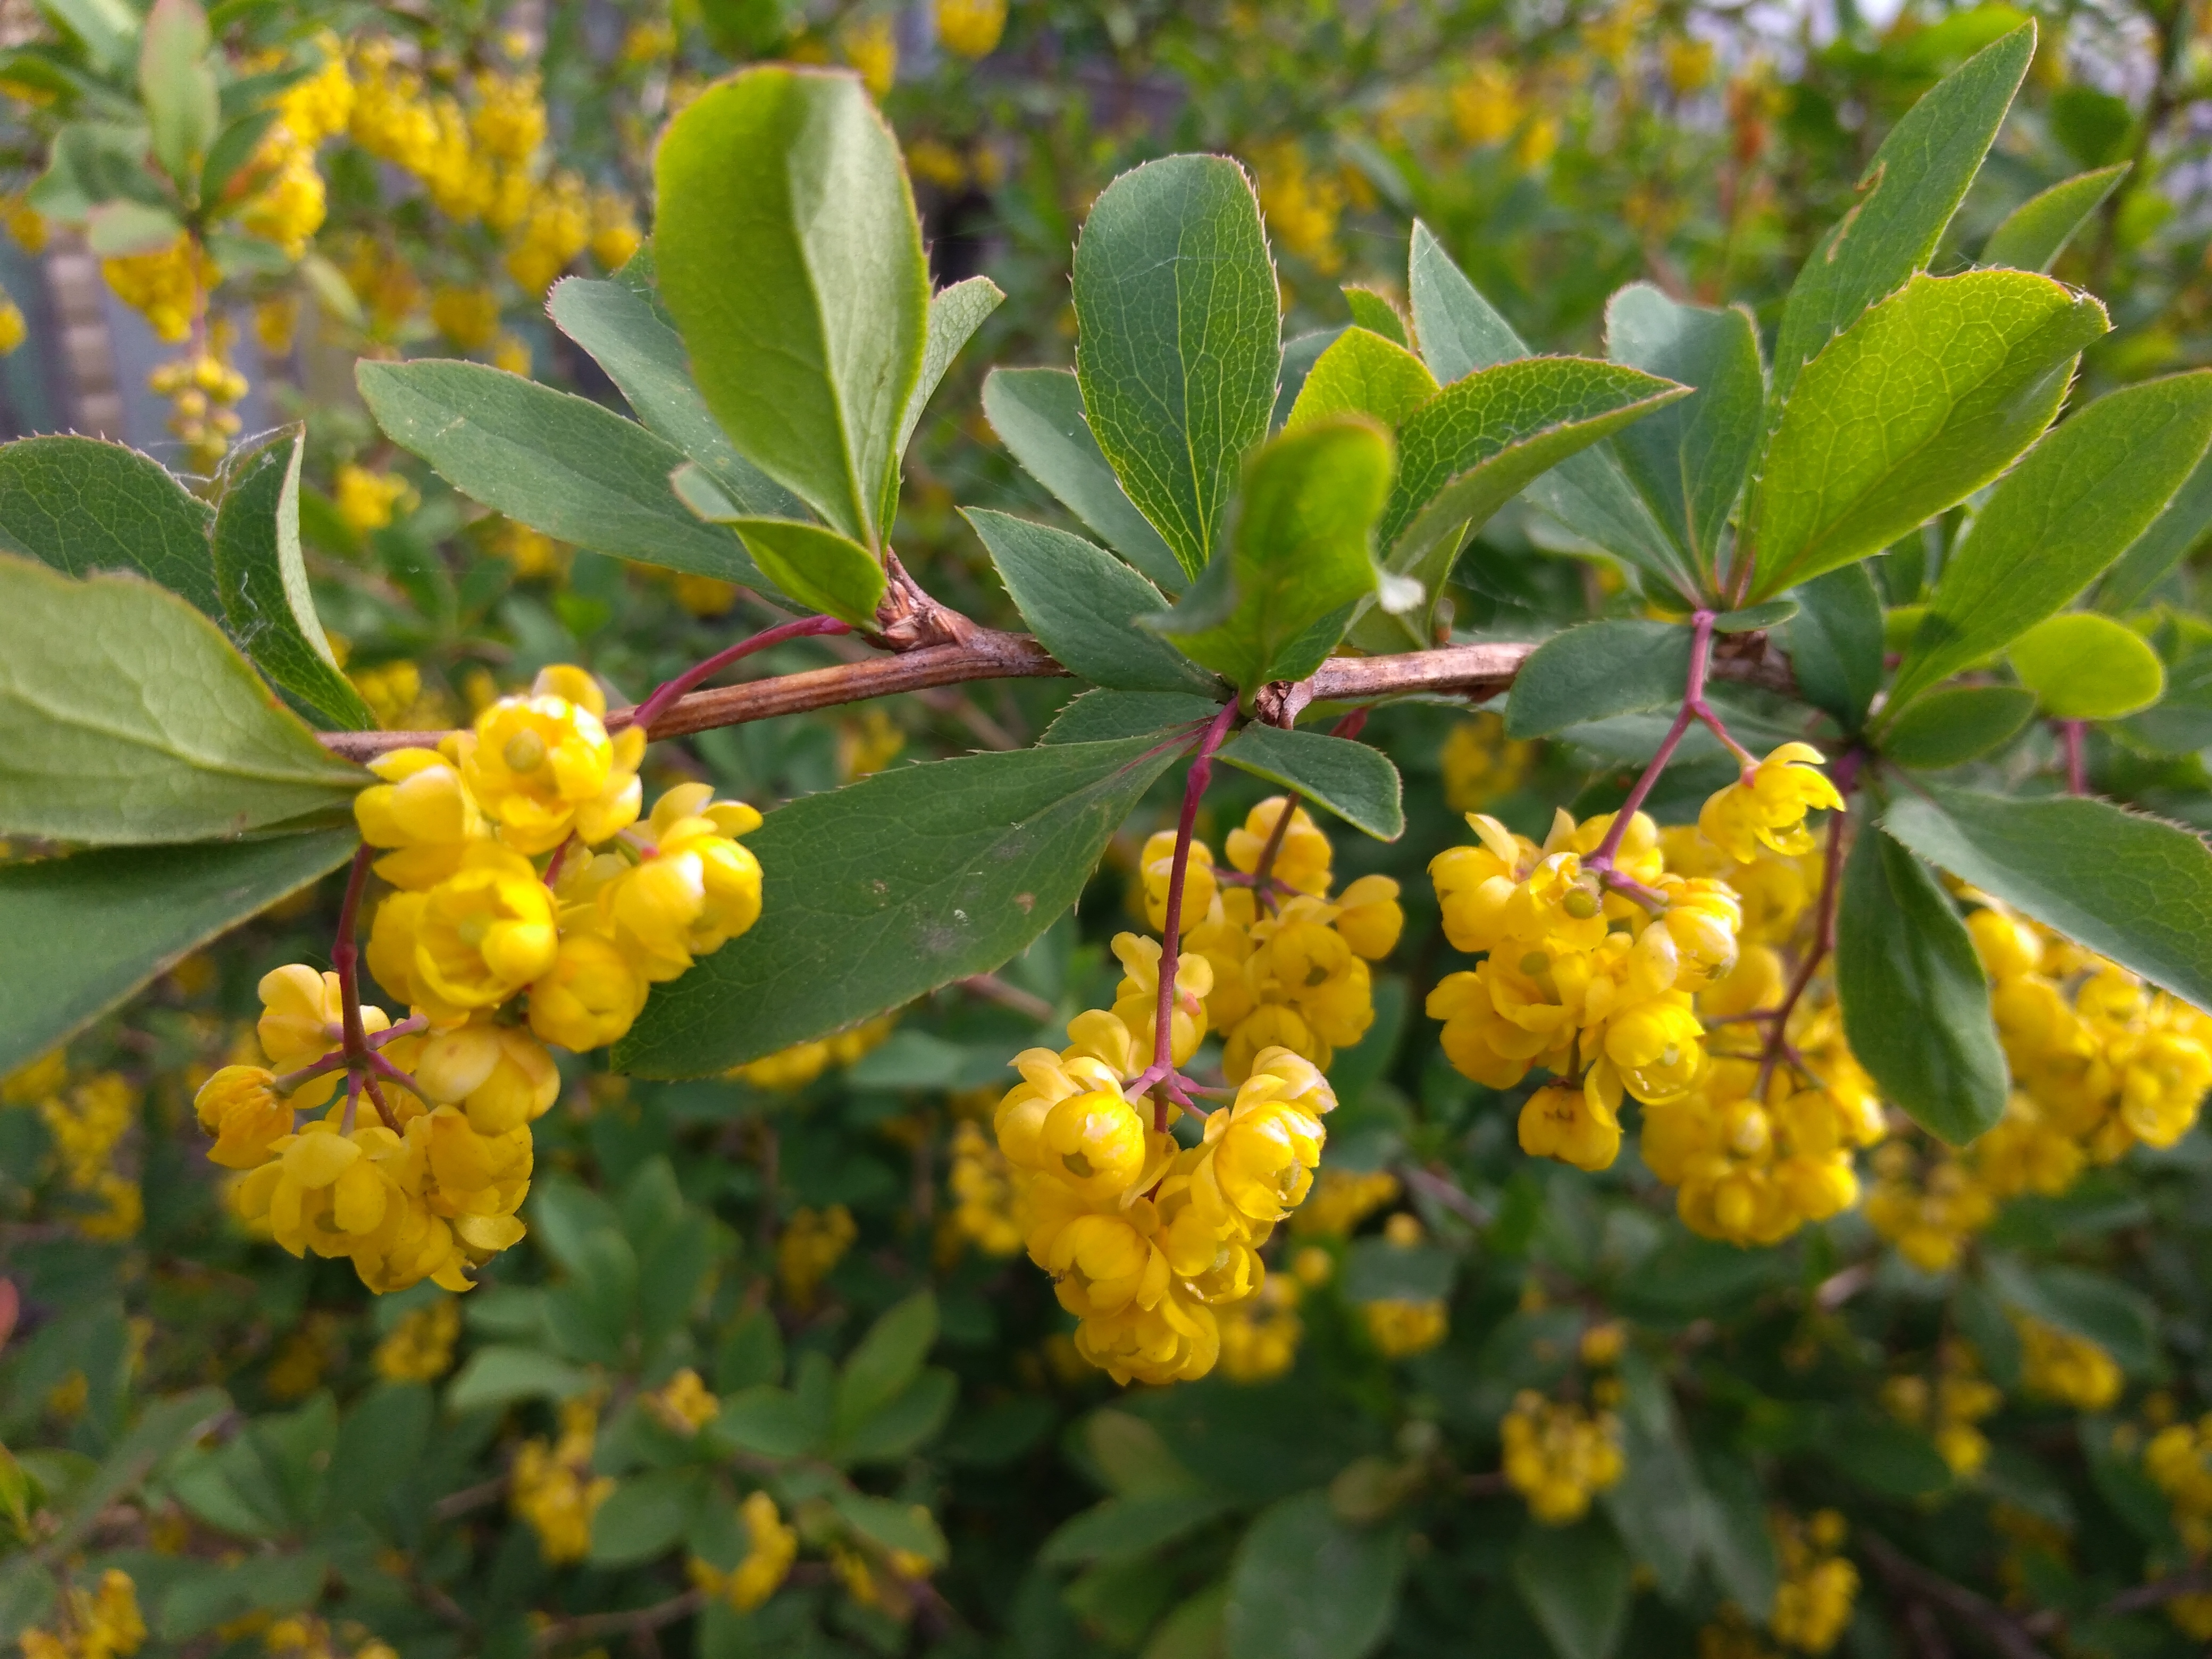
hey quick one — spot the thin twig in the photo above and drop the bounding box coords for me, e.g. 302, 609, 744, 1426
955, 974, 1055, 1023
531, 1590, 708, 1652
1861, 1535, 2049, 1659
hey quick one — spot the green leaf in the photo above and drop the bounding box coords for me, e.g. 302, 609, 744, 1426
1823, 1410, 1953, 1499
2003, 1263, 2159, 1376
1750, 270, 2109, 599
1370, 358, 1689, 646
964, 508, 1221, 694
1153, 417, 1394, 693
590, 1469, 710, 1569
139, 0, 217, 190
1405, 224, 1688, 589
86, 199, 185, 255
1074, 155, 1281, 582
1224, 1491, 1405, 1659
1835, 824, 2007, 1145
1598, 1358, 1704, 1605
710, 1384, 827, 1457
1879, 685, 2037, 769
2115, 648, 2212, 755
0, 1559, 56, 1644
835, 1291, 938, 1438
1284, 328, 1437, 432
1218, 725, 1402, 841
981, 367, 1186, 594
654, 66, 928, 547
545, 275, 809, 518
1043, 690, 1220, 745
1339, 1239, 1455, 1303
0, 828, 354, 1075
1696, 1452, 1778, 1621
1512, 1519, 1632, 1659
896, 275, 1004, 457
38, 0, 137, 73
835, 1368, 957, 1464
0, 554, 366, 844
1042, 1493, 1237, 1567
1505, 620, 1690, 741
728, 518, 886, 628
2008, 612, 2165, 718
832, 1492, 948, 1566
356, 359, 769, 589
1712, 599, 1797, 633
2101, 449, 2212, 613
1770, 23, 2035, 403
48, 1386, 227, 1557
615, 735, 1184, 1076
1605, 285, 1765, 576
1882, 783, 2212, 1012
211, 430, 376, 731
445, 1345, 596, 1413
1888, 372, 2212, 709
1981, 164, 2130, 272
0, 434, 220, 618
1786, 566, 1885, 733
1342, 286, 1408, 348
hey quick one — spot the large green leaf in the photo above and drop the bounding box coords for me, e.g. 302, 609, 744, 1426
1405, 224, 1690, 590
0, 826, 351, 1077
1835, 824, 2007, 1145
545, 274, 808, 517
614, 735, 1185, 1076
1879, 685, 2037, 769
356, 359, 769, 589
212, 429, 376, 731
1369, 358, 1688, 646
726, 518, 885, 628
139, 0, 217, 191
833, 1291, 938, 1439
1769, 23, 2034, 403
1074, 155, 1281, 583
1152, 418, 1394, 694
1285, 326, 1438, 432
1604, 285, 1765, 577
1044, 690, 1221, 745
1505, 620, 1691, 741
964, 508, 1221, 694
1512, 1520, 1632, 1659
896, 275, 1005, 457
0, 434, 219, 618
1785, 565, 1884, 733
1889, 372, 2212, 710
653, 66, 928, 547
2008, 611, 2166, 719
48, 1387, 228, 1557
1218, 724, 1403, 841
1749, 270, 2109, 600
981, 367, 1186, 594
1884, 784, 2212, 1012
2100, 449, 2212, 613
1041, 1493, 1236, 1567
0, 553, 365, 845
1981, 163, 2130, 272
1224, 1492, 1405, 1659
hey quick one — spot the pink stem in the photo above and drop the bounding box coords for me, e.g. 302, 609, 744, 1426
333, 844, 373, 1061
1755, 752, 1858, 1093
629, 616, 852, 736
1144, 702, 1239, 1127
1585, 610, 1724, 891
2059, 720, 2088, 795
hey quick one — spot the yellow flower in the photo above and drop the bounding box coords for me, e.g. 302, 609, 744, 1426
373, 1296, 460, 1380
0, 292, 23, 356
100, 238, 212, 342
1698, 742, 1844, 862
20, 1568, 145, 1659
378, 843, 560, 1019
1226, 797, 1333, 895
1518, 1083, 1621, 1172
1109, 931, 1212, 1065
458, 666, 643, 854
1218, 1274, 1302, 1383
778, 1203, 858, 1308
431, 284, 501, 350
644, 1368, 722, 1436
512, 1397, 614, 1564
936, 0, 1007, 57
1440, 713, 1534, 812
256, 964, 388, 1107
529, 928, 650, 1052
604, 785, 766, 982
690, 1491, 799, 1611
2017, 1316, 2122, 1411
334, 464, 416, 533
354, 745, 488, 890
590, 189, 642, 269
1187, 1047, 1335, 1234
1362, 1297, 1448, 1358
842, 15, 898, 97
1137, 829, 1216, 934
1501, 1390, 1624, 1523
194, 1066, 295, 1170
413, 1019, 560, 1132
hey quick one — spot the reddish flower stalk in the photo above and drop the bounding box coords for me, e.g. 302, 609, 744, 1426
629, 615, 853, 736
2059, 719, 2089, 795
1754, 749, 1860, 1093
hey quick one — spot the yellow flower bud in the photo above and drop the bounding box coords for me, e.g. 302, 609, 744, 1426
415, 1019, 561, 1132
193, 1065, 295, 1169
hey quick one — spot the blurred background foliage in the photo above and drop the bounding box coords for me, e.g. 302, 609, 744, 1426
7, 1, 2212, 1657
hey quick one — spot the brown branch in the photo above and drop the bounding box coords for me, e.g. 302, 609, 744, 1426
318, 626, 1796, 764
531, 1589, 707, 1652
1861, 1535, 2050, 1659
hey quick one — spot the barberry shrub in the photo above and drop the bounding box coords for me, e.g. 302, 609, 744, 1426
8, 22, 2212, 1659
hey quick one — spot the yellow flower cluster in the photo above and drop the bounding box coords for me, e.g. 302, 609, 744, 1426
937, 0, 1008, 57
1429, 809, 1744, 1171
19, 1570, 145, 1659
0, 287, 23, 357
1769, 1510, 1858, 1654
1881, 1345, 2002, 1476
258, 1616, 395, 1659
2016, 1316, 2122, 1411
1152, 798, 1402, 1082
1290, 1166, 1401, 1237
1440, 712, 1534, 814
348, 659, 453, 732
778, 1203, 858, 1308
149, 345, 249, 472
511, 1396, 614, 1565
334, 464, 416, 533
1362, 1296, 1448, 1358
372, 1296, 460, 1381
842, 16, 899, 97
1218, 1271, 1304, 1382
102, 238, 214, 343
736, 1015, 896, 1091
1698, 743, 1844, 864
994, 1001, 1339, 1385
946, 1118, 1023, 1256
643, 1368, 721, 1436
689, 1492, 799, 1612
1863, 1142, 1995, 1274
1500, 1389, 1624, 1524
1249, 139, 1345, 275
31, 1069, 142, 1240
2147, 1412, 2212, 1554
235, 38, 351, 259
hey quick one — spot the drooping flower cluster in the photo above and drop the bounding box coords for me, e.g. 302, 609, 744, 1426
1428, 808, 1744, 1170
510, 1395, 615, 1565
1499, 1388, 1624, 1524
190, 666, 762, 1294
777, 1203, 858, 1309
12, 1058, 143, 1241
993, 1003, 1338, 1386
18, 1569, 145, 1659
2144, 1414, 2212, 1638
945, 1118, 1024, 1258
1881, 1345, 2003, 1477
1768, 1509, 1859, 1654
372, 1296, 460, 1381
2016, 1314, 2123, 1411
689, 1492, 799, 1613
1439, 711, 1535, 814
1146, 798, 1403, 1083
